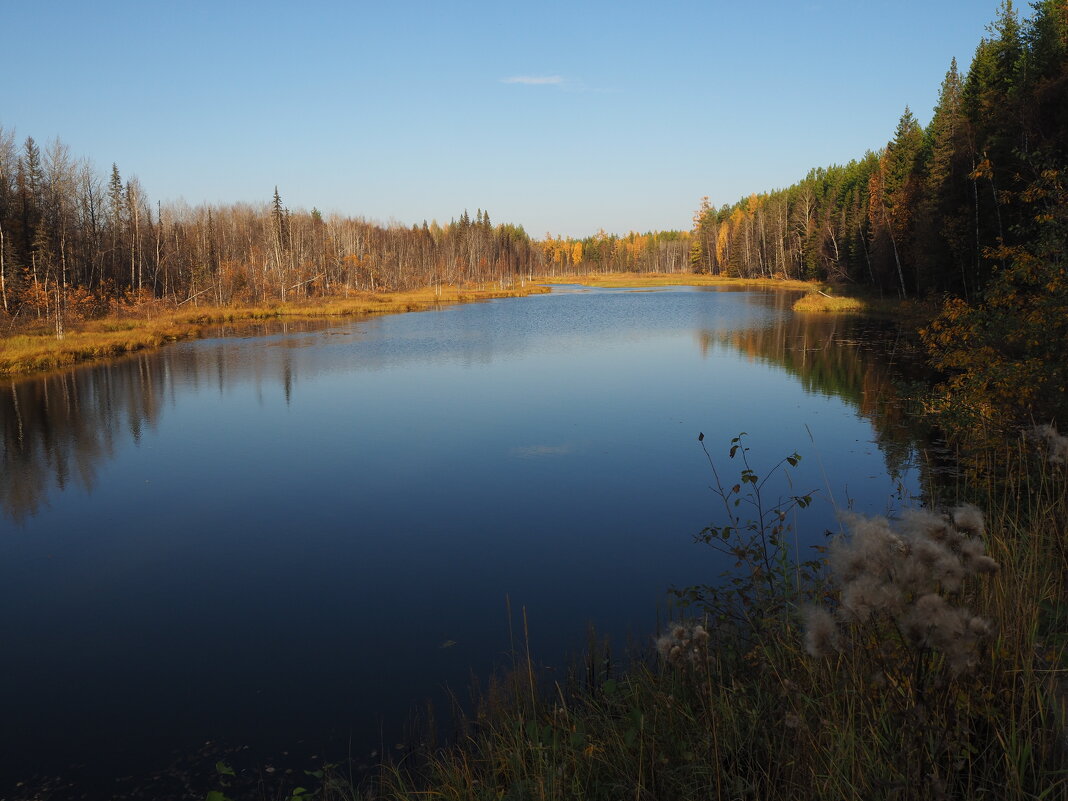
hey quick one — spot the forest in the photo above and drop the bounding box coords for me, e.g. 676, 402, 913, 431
1, 1, 1065, 424
688, 2, 1067, 298
4, 3, 1063, 302
0, 145, 546, 323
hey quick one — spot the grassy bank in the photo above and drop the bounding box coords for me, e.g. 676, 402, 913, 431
535, 272, 816, 291
334, 435, 1065, 801
792, 290, 868, 313
791, 287, 938, 321
0, 284, 549, 378
2, 274, 925, 379
535, 272, 932, 319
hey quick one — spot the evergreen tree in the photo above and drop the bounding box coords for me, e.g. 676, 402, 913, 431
870, 108, 924, 296
919, 59, 975, 294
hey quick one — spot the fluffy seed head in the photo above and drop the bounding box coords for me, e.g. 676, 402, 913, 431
900, 508, 956, 544
813, 506, 997, 678
803, 606, 840, 658
1031, 424, 1068, 464
952, 504, 986, 537
658, 621, 711, 668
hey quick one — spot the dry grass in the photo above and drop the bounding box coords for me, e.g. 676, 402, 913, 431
535, 272, 816, 291
792, 292, 868, 313
0, 284, 549, 378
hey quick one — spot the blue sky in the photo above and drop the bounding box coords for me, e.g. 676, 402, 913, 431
3, 1, 999, 237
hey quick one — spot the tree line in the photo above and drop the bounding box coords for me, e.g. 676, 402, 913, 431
689, 0, 1067, 303
0, 129, 697, 334
539, 229, 692, 275
0, 137, 547, 332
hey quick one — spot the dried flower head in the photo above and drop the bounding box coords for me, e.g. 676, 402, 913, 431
806, 506, 997, 677
1030, 424, 1068, 464
657, 620, 711, 668
952, 504, 986, 537
900, 508, 958, 545
802, 606, 840, 658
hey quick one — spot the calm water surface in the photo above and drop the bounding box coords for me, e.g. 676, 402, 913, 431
0, 286, 925, 784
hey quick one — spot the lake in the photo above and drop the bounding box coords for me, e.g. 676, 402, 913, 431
0, 285, 928, 788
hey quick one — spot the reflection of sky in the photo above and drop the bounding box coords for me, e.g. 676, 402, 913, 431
0, 286, 921, 782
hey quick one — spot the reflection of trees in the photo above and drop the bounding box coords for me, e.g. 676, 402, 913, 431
699, 309, 931, 482
0, 313, 502, 524
1, 297, 937, 524
0, 354, 167, 524
0, 329, 307, 524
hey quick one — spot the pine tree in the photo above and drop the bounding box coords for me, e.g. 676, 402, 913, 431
870, 108, 925, 296
919, 59, 974, 294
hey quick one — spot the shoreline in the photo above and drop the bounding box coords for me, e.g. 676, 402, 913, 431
0, 272, 927, 381
0, 284, 550, 380
0, 275, 834, 380
533, 272, 817, 291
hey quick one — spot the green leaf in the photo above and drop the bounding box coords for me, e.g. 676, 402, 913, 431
215, 761, 236, 777
206, 792, 233, 801
602, 679, 618, 696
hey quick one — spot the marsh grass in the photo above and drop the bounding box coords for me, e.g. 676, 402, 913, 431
359, 435, 1066, 801
0, 284, 549, 378
792, 292, 868, 313
535, 272, 816, 291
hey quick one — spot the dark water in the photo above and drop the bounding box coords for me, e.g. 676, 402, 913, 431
0, 286, 926, 787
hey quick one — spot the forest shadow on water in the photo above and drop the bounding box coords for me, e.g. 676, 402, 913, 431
0, 287, 942, 796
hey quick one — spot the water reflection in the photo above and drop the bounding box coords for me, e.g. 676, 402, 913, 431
0, 287, 937, 788
2, 362, 149, 523
1, 293, 929, 525
700, 308, 928, 484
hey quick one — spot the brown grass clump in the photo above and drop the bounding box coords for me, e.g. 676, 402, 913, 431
792, 292, 867, 313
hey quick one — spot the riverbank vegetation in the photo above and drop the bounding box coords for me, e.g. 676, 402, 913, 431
791, 291, 867, 313
353, 434, 1064, 801
0, 284, 548, 377
536, 272, 813, 291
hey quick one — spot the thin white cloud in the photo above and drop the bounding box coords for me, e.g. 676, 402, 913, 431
501, 75, 564, 86
509, 443, 577, 458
